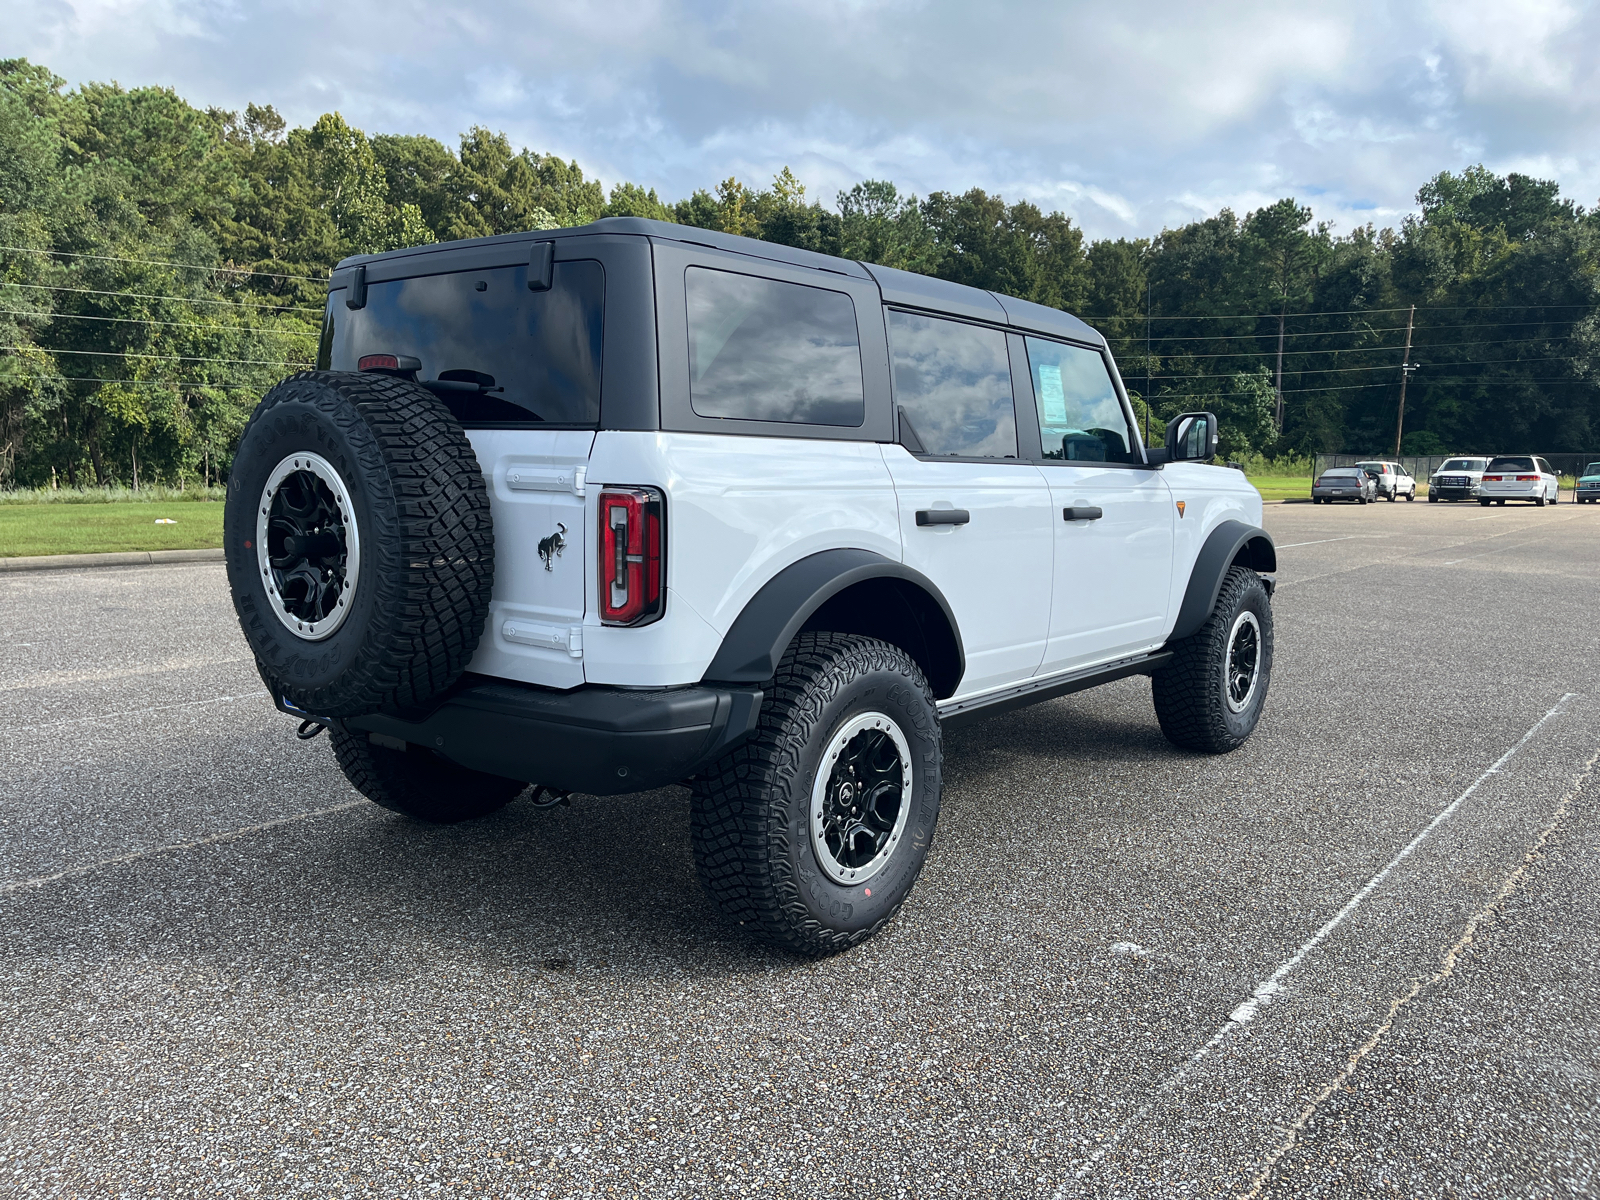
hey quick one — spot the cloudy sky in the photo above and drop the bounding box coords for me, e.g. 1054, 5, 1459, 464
10, 0, 1600, 240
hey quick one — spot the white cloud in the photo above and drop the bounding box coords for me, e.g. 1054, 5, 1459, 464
9, 0, 1598, 238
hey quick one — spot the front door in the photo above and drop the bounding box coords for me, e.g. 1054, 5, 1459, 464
1016, 335, 1175, 675
883, 310, 1053, 699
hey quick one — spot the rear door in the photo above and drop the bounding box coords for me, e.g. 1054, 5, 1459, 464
881, 309, 1053, 699
328, 253, 607, 688
1018, 334, 1174, 674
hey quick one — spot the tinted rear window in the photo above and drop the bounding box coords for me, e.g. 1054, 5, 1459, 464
324, 260, 604, 426
1487, 456, 1535, 472
686, 267, 864, 426
888, 310, 1017, 458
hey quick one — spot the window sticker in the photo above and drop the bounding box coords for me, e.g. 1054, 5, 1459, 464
1037, 364, 1068, 424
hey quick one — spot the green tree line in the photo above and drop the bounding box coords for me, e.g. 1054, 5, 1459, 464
4, 57, 1597, 489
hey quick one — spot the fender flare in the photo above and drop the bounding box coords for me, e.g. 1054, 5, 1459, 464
700, 548, 965, 696
1169, 520, 1277, 642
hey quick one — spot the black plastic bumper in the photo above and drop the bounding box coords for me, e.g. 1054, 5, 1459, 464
331, 678, 764, 796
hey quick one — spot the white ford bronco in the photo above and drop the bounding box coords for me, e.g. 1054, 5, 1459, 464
223, 219, 1276, 954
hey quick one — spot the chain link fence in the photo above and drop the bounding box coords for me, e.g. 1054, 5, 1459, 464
1313, 453, 1600, 482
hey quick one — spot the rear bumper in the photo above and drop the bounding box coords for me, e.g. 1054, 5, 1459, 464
325, 678, 764, 795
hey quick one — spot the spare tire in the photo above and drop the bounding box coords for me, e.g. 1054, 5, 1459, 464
223, 370, 494, 718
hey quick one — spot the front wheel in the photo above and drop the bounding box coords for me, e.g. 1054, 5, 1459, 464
330, 730, 524, 822
1153, 567, 1273, 753
690, 633, 942, 955
1480, 499, 1492, 507
1406, 489, 1416, 501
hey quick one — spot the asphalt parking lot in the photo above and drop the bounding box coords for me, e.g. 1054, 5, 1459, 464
3, 496, 1598, 1199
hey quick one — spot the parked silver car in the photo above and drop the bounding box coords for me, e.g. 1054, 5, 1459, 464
1312, 467, 1376, 504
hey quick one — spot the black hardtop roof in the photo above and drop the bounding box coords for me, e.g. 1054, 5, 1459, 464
333, 217, 1105, 347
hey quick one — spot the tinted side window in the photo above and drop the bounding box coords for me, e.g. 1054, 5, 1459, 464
888, 311, 1017, 458
686, 268, 864, 426
1025, 336, 1139, 463
330, 260, 604, 426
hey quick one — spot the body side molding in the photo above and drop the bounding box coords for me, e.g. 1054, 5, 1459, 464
1169, 519, 1277, 642
701, 548, 965, 697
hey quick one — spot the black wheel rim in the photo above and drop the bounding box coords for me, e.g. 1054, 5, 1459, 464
810, 712, 911, 884
1226, 610, 1261, 713
268, 471, 348, 623
256, 452, 360, 640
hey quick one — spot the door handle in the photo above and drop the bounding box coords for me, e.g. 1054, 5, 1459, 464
916, 508, 971, 527
1063, 506, 1104, 522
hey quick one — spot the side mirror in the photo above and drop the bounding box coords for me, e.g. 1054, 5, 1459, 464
1165, 412, 1219, 462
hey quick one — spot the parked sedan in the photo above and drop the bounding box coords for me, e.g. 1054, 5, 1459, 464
1428, 457, 1490, 502
1313, 467, 1377, 504
1576, 462, 1600, 504
1479, 456, 1561, 506
1354, 459, 1417, 501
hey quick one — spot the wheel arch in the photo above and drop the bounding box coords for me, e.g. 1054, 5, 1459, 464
700, 548, 965, 699
1169, 519, 1276, 643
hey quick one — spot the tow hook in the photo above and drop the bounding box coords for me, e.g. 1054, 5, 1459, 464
528, 785, 572, 809
296, 719, 328, 741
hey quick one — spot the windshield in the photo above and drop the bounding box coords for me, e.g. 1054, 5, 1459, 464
1438, 459, 1484, 471
1585, 463, 1600, 477
1487, 457, 1535, 472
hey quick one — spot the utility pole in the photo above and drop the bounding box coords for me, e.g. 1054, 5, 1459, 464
1144, 280, 1152, 447
1393, 304, 1416, 457
1274, 305, 1286, 431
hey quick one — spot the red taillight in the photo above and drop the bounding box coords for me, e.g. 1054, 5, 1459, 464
357, 353, 420, 374
1516, 475, 1539, 481
1482, 475, 1502, 482
599, 486, 664, 626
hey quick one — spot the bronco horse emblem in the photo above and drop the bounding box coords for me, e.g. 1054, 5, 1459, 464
537, 522, 567, 571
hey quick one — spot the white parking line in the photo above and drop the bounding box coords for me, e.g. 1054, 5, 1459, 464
3, 690, 269, 734
1060, 692, 1579, 1193
1276, 535, 1391, 549
0, 799, 366, 895
1237, 740, 1600, 1199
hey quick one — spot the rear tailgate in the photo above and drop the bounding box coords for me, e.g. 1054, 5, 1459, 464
467, 430, 594, 689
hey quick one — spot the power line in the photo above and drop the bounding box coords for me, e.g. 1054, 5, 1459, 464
0, 245, 328, 283
3, 346, 313, 368
0, 309, 317, 339
1083, 301, 1600, 322
5, 373, 275, 390
1145, 335, 1575, 362
1147, 356, 1578, 382
1, 281, 325, 314
1107, 318, 1583, 346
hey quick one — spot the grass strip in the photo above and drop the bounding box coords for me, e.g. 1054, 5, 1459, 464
0, 501, 225, 557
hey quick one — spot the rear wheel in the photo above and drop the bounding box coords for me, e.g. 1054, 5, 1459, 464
1480, 499, 1492, 507
690, 633, 942, 955
330, 730, 524, 823
1153, 567, 1273, 754
1535, 496, 1546, 507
